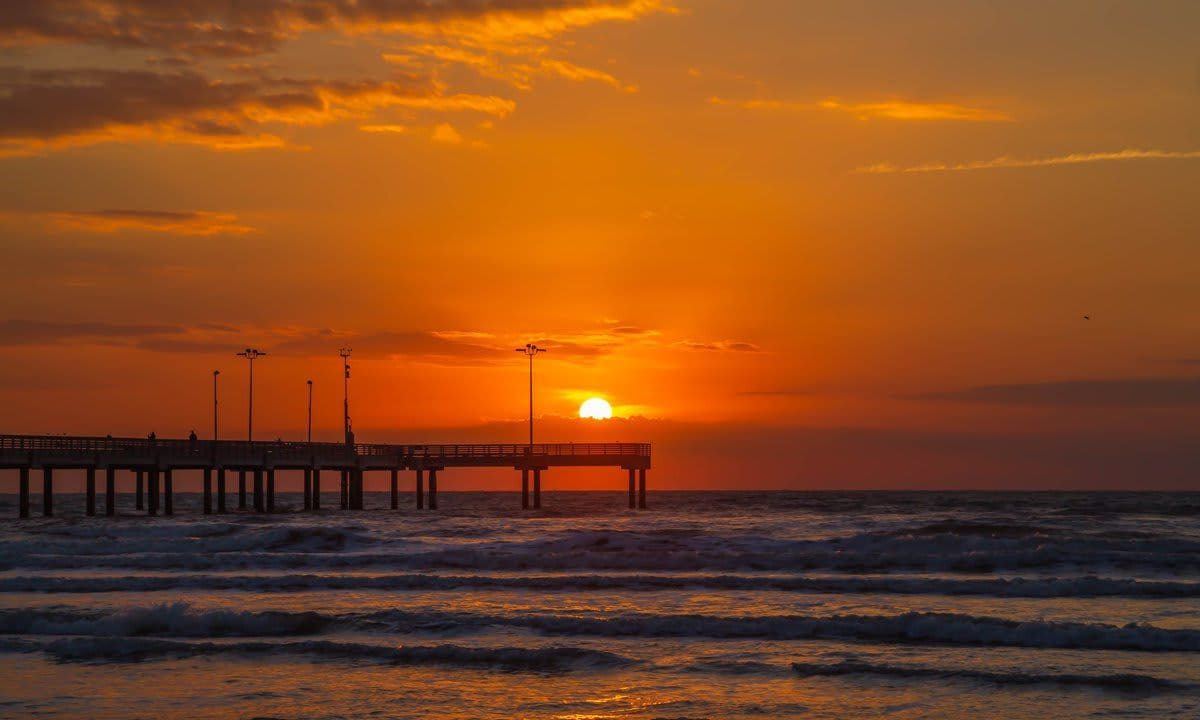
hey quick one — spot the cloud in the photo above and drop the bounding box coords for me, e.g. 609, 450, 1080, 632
431, 122, 463, 144
917, 377, 1200, 408
0, 1, 675, 57
710, 96, 1011, 121
0, 67, 513, 155
817, 99, 1012, 122
47, 209, 254, 235
675, 340, 762, 352
859, 148, 1200, 174
359, 124, 408, 134
385, 46, 635, 93
0, 320, 185, 346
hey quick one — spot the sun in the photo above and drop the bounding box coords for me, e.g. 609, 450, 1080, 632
579, 397, 613, 420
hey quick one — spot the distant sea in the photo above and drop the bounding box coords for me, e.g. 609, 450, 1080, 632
1, 491, 1198, 719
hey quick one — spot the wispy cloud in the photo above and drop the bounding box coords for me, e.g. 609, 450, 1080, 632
860, 148, 1200, 174
47, 209, 254, 235
916, 377, 1200, 408
710, 96, 1011, 121
675, 340, 762, 352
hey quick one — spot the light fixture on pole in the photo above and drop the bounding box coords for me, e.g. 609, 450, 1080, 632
236, 348, 267, 441
339, 348, 353, 446
515, 343, 546, 450
306, 379, 313, 444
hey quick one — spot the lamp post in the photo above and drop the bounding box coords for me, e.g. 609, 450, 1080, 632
339, 348, 353, 445
306, 379, 313, 444
212, 370, 220, 440
515, 343, 546, 450
236, 348, 267, 441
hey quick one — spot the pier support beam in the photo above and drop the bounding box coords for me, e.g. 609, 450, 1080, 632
390, 469, 398, 510
238, 470, 247, 509
203, 468, 212, 514
42, 467, 53, 517
303, 468, 312, 511
148, 469, 159, 515
18, 467, 29, 518
253, 469, 264, 513
638, 468, 646, 509
340, 470, 348, 510
105, 467, 115, 516
533, 469, 541, 510
628, 468, 636, 509
350, 469, 363, 510
521, 468, 529, 510
266, 469, 275, 512
136, 470, 144, 510
164, 469, 174, 515
415, 469, 424, 509
428, 469, 438, 510
86, 467, 96, 516
312, 469, 321, 510
217, 468, 227, 513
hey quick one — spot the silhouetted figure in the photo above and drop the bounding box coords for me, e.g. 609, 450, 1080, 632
148, 431, 156, 441
189, 430, 198, 452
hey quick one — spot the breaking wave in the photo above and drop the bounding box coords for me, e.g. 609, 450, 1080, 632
790, 659, 1190, 691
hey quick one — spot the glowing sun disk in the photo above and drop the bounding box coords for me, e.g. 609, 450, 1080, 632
579, 397, 613, 419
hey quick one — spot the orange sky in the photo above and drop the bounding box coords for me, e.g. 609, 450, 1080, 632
1, 1, 1199, 489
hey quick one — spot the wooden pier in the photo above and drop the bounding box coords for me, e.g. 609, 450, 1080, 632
0, 434, 651, 517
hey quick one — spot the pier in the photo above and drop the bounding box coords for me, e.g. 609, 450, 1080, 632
0, 434, 651, 517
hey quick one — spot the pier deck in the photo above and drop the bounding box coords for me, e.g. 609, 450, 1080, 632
0, 434, 651, 517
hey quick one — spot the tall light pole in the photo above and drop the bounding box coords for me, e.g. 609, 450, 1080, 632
306, 379, 313, 444
515, 343, 546, 449
339, 348, 353, 445
236, 348, 267, 441
212, 370, 220, 440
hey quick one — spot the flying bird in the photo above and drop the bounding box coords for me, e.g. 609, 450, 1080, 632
1082, 315, 1091, 320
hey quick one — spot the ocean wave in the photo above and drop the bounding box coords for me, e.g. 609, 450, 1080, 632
0, 603, 330, 637
360, 609, 1200, 651
790, 658, 1190, 691
3, 572, 1199, 598
11, 604, 1199, 652
0, 635, 630, 670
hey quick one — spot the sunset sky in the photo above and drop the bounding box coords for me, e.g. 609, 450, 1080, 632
2, 1, 1199, 489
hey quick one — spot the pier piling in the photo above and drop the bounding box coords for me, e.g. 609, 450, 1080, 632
86, 467, 96, 516
253, 469, 264, 512
638, 468, 647, 509
217, 468, 227, 513
340, 470, 348, 510
164, 469, 174, 515
628, 468, 636, 509
428, 469, 438, 510
312, 468, 321, 510
266, 469, 275, 512
43, 467, 53, 517
238, 470, 247, 509
521, 468, 529, 509
415, 469, 424, 509
18, 467, 29, 518
390, 469, 398, 510
203, 468, 212, 514
149, 468, 160, 515
533, 469, 541, 510
303, 468, 312, 510
105, 467, 115, 516
136, 470, 144, 510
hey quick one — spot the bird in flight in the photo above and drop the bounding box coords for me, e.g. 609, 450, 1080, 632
1082, 315, 1091, 320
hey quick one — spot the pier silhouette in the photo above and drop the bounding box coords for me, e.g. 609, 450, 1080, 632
1, 434, 650, 517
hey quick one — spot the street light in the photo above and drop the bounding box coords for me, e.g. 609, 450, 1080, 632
212, 370, 220, 440
515, 343, 546, 449
339, 348, 353, 445
236, 348, 267, 441
306, 379, 313, 444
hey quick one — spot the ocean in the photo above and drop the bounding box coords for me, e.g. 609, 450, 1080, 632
0, 491, 1198, 719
